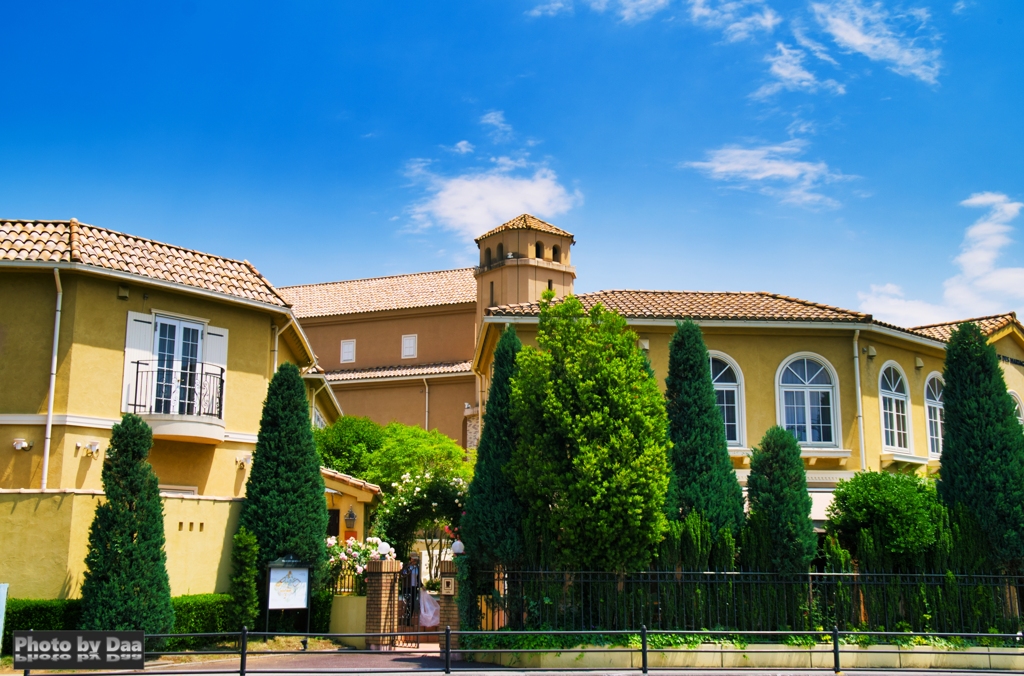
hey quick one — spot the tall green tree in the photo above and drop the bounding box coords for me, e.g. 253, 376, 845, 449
741, 426, 816, 573
461, 326, 526, 568
938, 322, 1024, 569
664, 320, 744, 536
510, 291, 671, 571
240, 363, 329, 587
79, 414, 175, 633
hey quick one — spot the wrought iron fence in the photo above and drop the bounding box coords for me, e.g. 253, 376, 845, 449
329, 570, 365, 596
130, 361, 225, 419
468, 570, 1024, 635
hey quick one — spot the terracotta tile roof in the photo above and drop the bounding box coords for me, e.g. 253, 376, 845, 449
325, 360, 473, 382
474, 213, 575, 243
911, 313, 1019, 342
278, 268, 476, 318
0, 219, 287, 307
487, 289, 871, 323
320, 467, 382, 495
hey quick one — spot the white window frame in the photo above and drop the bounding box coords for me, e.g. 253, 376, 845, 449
775, 352, 842, 448
402, 334, 418, 359
924, 372, 944, 457
1011, 391, 1024, 427
313, 407, 327, 430
341, 339, 356, 364
878, 361, 912, 453
159, 484, 198, 496
709, 350, 746, 448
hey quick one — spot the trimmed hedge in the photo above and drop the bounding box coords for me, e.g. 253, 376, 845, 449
2, 594, 232, 654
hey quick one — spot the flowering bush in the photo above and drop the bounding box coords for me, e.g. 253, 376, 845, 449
372, 472, 467, 573
325, 536, 398, 595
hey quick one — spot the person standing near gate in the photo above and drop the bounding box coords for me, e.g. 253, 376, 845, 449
407, 555, 421, 613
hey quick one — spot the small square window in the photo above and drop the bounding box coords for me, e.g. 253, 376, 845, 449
402, 334, 418, 359
341, 339, 356, 363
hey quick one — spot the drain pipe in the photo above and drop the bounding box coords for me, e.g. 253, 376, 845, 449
422, 378, 430, 430
853, 329, 867, 471
41, 268, 63, 490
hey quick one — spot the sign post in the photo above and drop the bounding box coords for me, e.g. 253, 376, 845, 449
265, 556, 310, 635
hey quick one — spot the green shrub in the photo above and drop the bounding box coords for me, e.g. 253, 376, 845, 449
310, 588, 333, 634
166, 595, 232, 650
826, 472, 944, 571
1, 598, 82, 655
228, 527, 260, 631
2, 595, 231, 654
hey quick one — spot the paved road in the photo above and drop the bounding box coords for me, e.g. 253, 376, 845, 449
140, 650, 1013, 675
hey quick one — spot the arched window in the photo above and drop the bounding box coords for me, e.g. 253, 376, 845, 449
496, 243, 504, 260
778, 355, 837, 445
552, 245, 561, 263
710, 353, 743, 446
483, 248, 492, 267
925, 375, 944, 456
535, 242, 544, 259
1011, 392, 1024, 426
880, 363, 910, 451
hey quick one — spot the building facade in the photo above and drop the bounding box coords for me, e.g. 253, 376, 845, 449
0, 219, 376, 599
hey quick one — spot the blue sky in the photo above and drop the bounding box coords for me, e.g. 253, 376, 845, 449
2, 1, 1022, 326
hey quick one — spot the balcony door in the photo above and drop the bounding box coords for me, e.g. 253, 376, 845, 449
153, 316, 204, 415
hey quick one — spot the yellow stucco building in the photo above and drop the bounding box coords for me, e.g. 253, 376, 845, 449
0, 219, 379, 600
470, 217, 1024, 523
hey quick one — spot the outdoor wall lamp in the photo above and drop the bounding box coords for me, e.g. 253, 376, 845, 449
13, 439, 33, 452
343, 507, 357, 529
84, 441, 101, 458
236, 454, 252, 470
451, 539, 465, 555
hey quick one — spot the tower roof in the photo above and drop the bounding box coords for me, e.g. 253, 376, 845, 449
474, 214, 574, 244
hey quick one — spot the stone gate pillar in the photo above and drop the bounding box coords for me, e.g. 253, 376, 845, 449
364, 559, 402, 650
438, 559, 460, 650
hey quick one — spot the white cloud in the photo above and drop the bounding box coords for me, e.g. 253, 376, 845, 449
792, 26, 839, 65
526, 0, 574, 17
811, 0, 941, 84
685, 139, 848, 207
952, 1, 973, 14
449, 140, 474, 154
480, 111, 513, 142
687, 0, 782, 41
752, 43, 846, 98
618, 0, 672, 21
859, 193, 1024, 325
407, 159, 582, 241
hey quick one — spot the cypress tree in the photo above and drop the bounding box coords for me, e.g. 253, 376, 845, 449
228, 527, 260, 630
742, 426, 816, 573
240, 363, 329, 588
461, 326, 526, 569
79, 414, 175, 633
664, 320, 744, 536
938, 322, 1024, 569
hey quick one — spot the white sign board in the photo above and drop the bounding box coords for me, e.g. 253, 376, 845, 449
0, 583, 8, 645
267, 567, 308, 609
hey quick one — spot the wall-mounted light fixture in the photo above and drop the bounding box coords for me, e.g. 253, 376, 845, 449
865, 346, 877, 359
13, 439, 33, 452
344, 506, 357, 530
236, 454, 252, 470
84, 441, 101, 458
915, 357, 925, 370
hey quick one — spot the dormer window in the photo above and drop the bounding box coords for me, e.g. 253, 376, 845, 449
552, 245, 561, 263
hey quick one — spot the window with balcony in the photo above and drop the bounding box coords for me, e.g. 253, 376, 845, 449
121, 311, 228, 421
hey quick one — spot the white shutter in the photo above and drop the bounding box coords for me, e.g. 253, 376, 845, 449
205, 326, 228, 372
122, 312, 155, 413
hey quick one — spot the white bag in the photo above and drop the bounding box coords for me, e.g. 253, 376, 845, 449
419, 589, 440, 627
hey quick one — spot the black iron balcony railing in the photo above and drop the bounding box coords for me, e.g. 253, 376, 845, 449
130, 360, 225, 419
